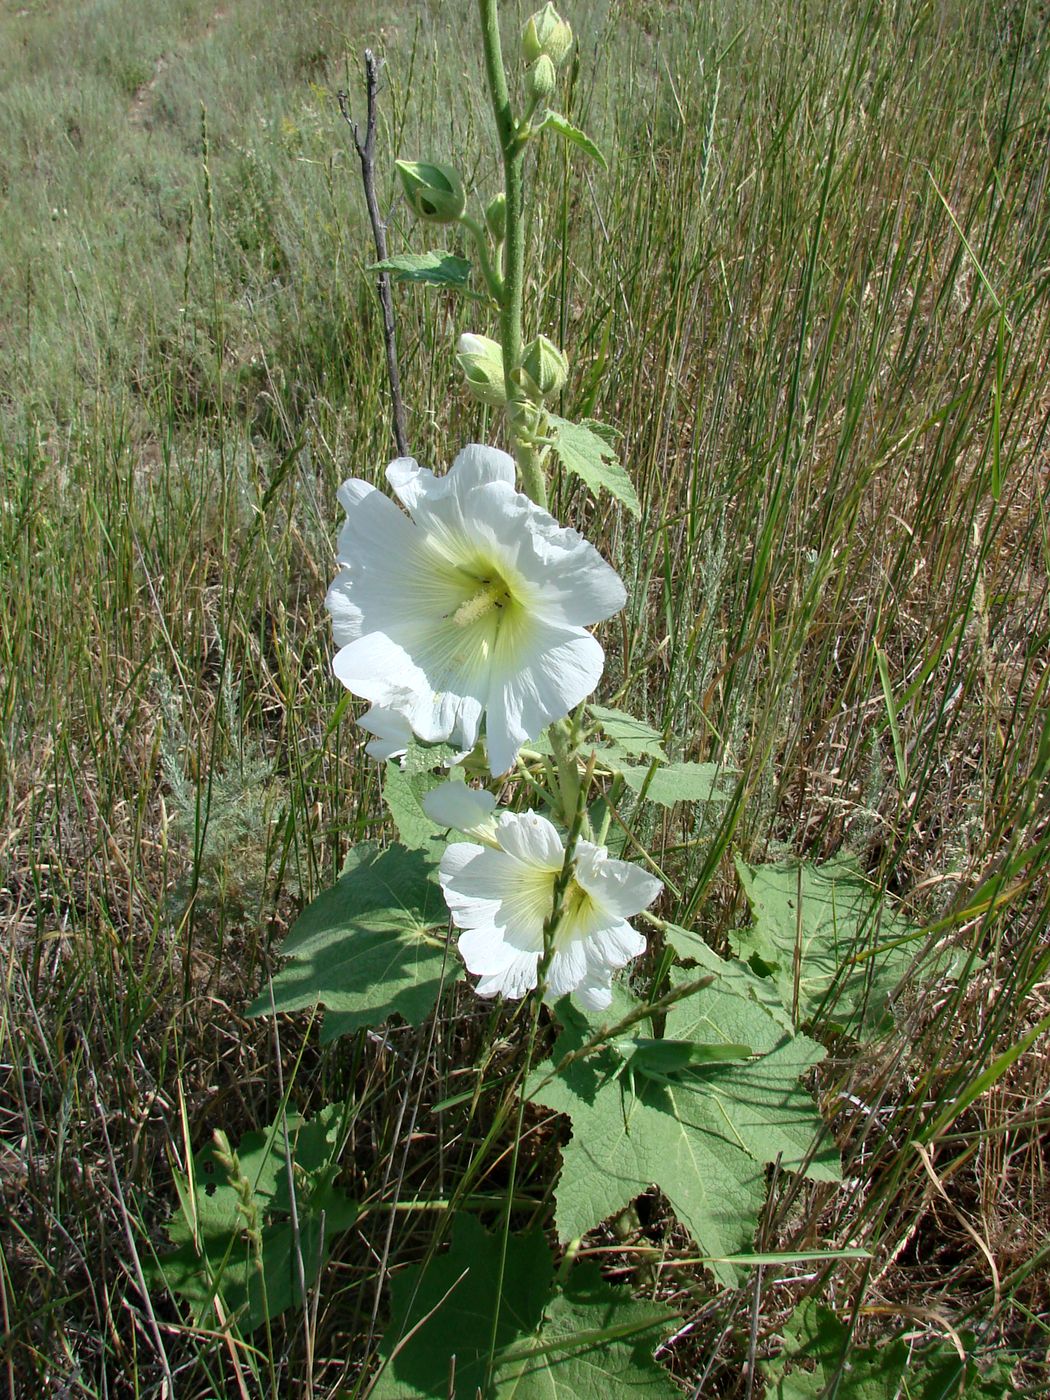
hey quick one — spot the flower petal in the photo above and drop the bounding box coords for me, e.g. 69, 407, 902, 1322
357, 704, 414, 761
486, 628, 605, 776
574, 844, 663, 919
492, 811, 564, 870
423, 782, 497, 834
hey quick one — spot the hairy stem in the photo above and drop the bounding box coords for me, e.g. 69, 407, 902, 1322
478, 0, 547, 508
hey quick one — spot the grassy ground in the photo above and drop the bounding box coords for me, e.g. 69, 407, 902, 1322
1, 0, 1049, 1393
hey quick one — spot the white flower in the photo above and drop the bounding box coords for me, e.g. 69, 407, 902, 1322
422, 781, 498, 841
357, 702, 415, 762
438, 810, 661, 1010
325, 444, 626, 776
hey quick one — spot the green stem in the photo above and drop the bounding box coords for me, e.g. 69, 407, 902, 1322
459, 213, 503, 304
478, 0, 548, 508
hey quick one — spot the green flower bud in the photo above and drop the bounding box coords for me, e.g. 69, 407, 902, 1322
456, 333, 507, 407
522, 4, 573, 67
526, 54, 557, 104
517, 335, 568, 401
395, 159, 465, 224
484, 191, 507, 244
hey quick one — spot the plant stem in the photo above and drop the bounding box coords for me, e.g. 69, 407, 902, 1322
459, 213, 504, 304
477, 0, 548, 508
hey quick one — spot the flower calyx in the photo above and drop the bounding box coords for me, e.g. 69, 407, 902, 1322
484, 192, 507, 244
526, 54, 557, 105
395, 159, 466, 224
516, 335, 569, 402
456, 333, 508, 407
522, 4, 574, 68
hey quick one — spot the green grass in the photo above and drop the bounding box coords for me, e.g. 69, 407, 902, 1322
1, 0, 1049, 1393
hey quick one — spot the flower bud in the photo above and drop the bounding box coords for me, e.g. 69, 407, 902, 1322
395, 159, 465, 224
456, 333, 507, 407
525, 54, 557, 105
484, 191, 507, 244
522, 4, 573, 67
517, 335, 569, 401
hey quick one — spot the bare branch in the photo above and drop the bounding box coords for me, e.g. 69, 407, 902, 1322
339, 50, 409, 457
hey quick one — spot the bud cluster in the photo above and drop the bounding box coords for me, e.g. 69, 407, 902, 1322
522, 4, 573, 107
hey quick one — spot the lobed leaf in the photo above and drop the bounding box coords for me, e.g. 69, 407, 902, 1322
732, 855, 926, 1036
613, 759, 731, 807
529, 968, 838, 1286
370, 250, 473, 287
371, 1214, 678, 1397
247, 843, 458, 1040
588, 704, 668, 762
548, 415, 642, 517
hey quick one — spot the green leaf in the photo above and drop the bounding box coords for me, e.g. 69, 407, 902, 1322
588, 704, 667, 762
764, 1299, 909, 1400
529, 977, 837, 1286
401, 738, 460, 776
145, 1106, 357, 1333
370, 1215, 551, 1397
614, 760, 731, 807
537, 111, 609, 169
494, 1263, 680, 1396
661, 923, 794, 1031
371, 1214, 678, 1398
548, 415, 642, 517
383, 759, 446, 854
732, 855, 924, 1036
906, 1338, 1018, 1398
764, 1303, 1014, 1400
370, 250, 473, 288
663, 969, 840, 1181
247, 843, 458, 1040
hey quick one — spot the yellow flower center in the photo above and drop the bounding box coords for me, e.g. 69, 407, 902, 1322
558, 877, 596, 942
450, 576, 513, 628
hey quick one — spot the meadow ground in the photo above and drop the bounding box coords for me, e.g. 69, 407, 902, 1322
1, 0, 1049, 1394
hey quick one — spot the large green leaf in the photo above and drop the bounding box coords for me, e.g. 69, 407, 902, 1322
732, 855, 921, 1035
146, 1106, 357, 1333
763, 1299, 909, 1400
495, 1262, 679, 1397
370, 250, 472, 287
371, 1214, 678, 1398
588, 704, 668, 763
383, 759, 447, 854
529, 973, 836, 1286
614, 760, 731, 807
763, 1301, 1015, 1399
662, 923, 793, 1031
248, 843, 458, 1039
663, 970, 840, 1181
548, 415, 642, 517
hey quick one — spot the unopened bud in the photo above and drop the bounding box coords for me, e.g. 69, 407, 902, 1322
526, 54, 557, 104
484, 192, 507, 244
456, 333, 507, 407
522, 4, 573, 67
395, 159, 465, 224
517, 335, 568, 401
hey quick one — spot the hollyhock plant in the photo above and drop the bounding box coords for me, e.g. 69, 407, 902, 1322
325, 444, 625, 775
438, 810, 661, 1010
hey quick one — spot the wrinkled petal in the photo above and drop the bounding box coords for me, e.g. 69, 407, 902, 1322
357, 704, 414, 761
486, 629, 605, 776
574, 843, 663, 920
325, 442, 626, 776
438, 811, 658, 1009
423, 782, 497, 833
